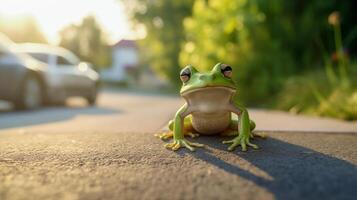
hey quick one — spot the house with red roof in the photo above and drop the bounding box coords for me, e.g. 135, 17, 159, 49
101, 39, 139, 83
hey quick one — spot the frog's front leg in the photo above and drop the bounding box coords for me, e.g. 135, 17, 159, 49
223, 103, 258, 151
157, 116, 199, 140
164, 104, 204, 151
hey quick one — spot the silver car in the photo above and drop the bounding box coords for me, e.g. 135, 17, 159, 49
15, 43, 100, 107
0, 36, 48, 109
0, 36, 99, 110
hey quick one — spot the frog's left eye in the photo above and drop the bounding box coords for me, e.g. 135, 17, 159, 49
180, 68, 191, 83
220, 64, 232, 78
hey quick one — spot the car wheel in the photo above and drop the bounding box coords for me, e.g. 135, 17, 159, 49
86, 86, 98, 106
15, 74, 43, 110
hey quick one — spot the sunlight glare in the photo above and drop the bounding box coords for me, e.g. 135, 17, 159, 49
0, 0, 142, 44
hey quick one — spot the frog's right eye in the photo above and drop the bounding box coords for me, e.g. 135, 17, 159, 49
220, 64, 232, 78
180, 68, 191, 83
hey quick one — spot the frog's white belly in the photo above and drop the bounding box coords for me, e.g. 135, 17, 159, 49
191, 112, 231, 134
183, 87, 235, 135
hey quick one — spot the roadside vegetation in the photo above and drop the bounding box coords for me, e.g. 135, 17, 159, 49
126, 0, 357, 120
277, 12, 357, 120
1, 0, 355, 120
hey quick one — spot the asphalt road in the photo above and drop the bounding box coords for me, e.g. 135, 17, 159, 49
0, 90, 356, 200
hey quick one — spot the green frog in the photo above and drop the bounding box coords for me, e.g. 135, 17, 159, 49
157, 63, 265, 152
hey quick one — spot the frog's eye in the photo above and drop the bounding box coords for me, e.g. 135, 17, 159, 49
180, 68, 191, 83
220, 64, 232, 78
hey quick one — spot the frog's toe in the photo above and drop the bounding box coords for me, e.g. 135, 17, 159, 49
247, 141, 259, 149
172, 142, 182, 151
166, 140, 193, 151
156, 131, 199, 140
187, 132, 199, 138
164, 141, 177, 149
222, 139, 235, 144
223, 139, 240, 151
187, 141, 204, 147
165, 139, 203, 151
228, 142, 240, 151
223, 137, 258, 151
251, 132, 267, 139
156, 131, 173, 140
181, 140, 195, 151
241, 142, 248, 151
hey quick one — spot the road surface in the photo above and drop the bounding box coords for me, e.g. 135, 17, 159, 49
0, 90, 356, 200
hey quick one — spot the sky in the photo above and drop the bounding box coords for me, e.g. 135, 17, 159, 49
0, 0, 143, 44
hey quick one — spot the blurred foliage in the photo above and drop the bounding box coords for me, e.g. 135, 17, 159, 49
277, 65, 357, 120
181, 0, 293, 105
123, 0, 194, 88
277, 10, 357, 120
126, 0, 357, 119
0, 15, 47, 43
180, 0, 357, 105
316, 88, 357, 120
59, 16, 112, 69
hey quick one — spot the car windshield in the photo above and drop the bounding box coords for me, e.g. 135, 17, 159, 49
27, 52, 48, 63
12, 44, 81, 65
60, 51, 80, 65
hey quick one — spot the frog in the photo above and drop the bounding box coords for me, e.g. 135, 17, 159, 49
157, 63, 265, 152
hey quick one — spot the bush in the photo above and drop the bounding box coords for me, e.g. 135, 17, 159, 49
277, 64, 357, 120
316, 88, 357, 120
179, 0, 356, 106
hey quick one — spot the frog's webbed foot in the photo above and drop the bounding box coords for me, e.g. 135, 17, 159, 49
165, 138, 204, 152
223, 134, 259, 151
155, 131, 199, 140
250, 131, 267, 139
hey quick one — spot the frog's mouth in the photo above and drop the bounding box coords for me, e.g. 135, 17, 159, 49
181, 86, 236, 99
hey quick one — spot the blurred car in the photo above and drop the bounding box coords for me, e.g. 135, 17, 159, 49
0, 34, 48, 110
0, 35, 99, 110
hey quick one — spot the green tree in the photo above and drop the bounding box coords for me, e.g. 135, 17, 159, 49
181, 0, 296, 104
59, 16, 111, 69
180, 0, 355, 105
124, 0, 194, 88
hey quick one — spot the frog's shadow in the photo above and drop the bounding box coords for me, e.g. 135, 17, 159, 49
175, 133, 357, 200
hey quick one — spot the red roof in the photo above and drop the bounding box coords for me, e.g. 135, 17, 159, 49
112, 40, 137, 49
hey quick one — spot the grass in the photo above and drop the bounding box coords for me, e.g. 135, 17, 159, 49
276, 62, 357, 120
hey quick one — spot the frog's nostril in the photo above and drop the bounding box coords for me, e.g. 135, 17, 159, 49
211, 73, 216, 80
199, 74, 213, 82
